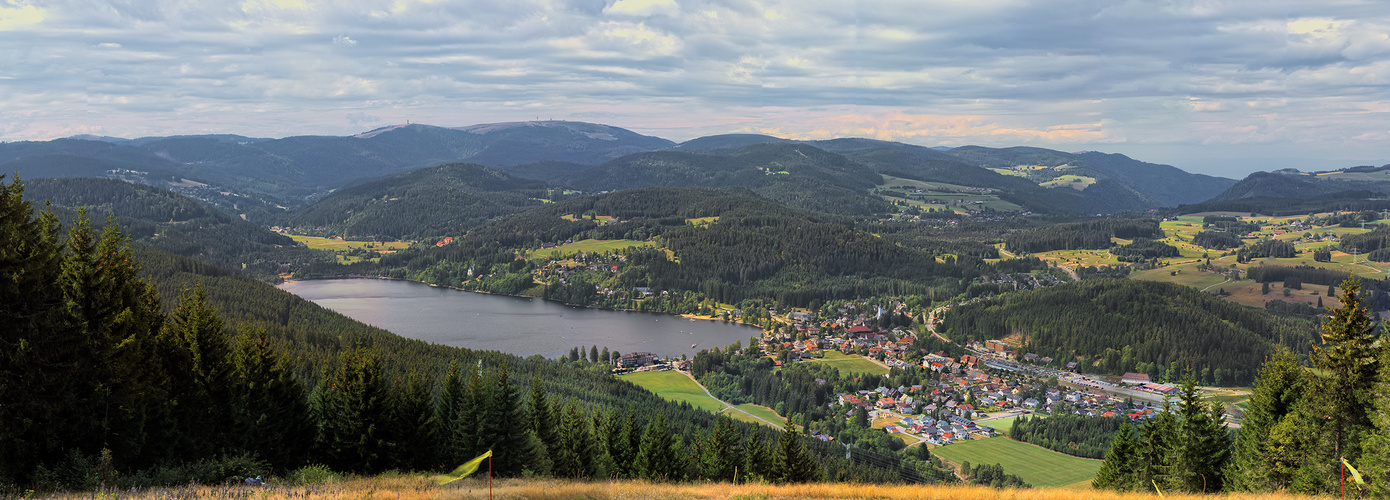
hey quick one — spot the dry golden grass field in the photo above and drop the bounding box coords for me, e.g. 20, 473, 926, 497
32, 475, 1333, 500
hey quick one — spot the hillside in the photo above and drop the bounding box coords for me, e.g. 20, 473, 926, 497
519, 143, 891, 216
281, 163, 552, 239
936, 278, 1317, 385
23, 177, 331, 281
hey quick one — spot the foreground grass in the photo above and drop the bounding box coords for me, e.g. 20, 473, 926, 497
33, 475, 1325, 500
930, 437, 1100, 489
619, 370, 726, 413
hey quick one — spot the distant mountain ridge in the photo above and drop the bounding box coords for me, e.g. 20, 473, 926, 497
2, 120, 1259, 216
1180, 166, 1390, 215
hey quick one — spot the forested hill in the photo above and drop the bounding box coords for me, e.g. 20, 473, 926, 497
281, 162, 553, 240
499, 143, 891, 216
23, 177, 331, 280
1178, 169, 1390, 215
937, 278, 1318, 385
3, 176, 914, 487
374, 187, 1047, 306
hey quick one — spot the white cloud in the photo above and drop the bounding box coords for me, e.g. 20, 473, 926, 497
333, 34, 356, 46
604, 0, 677, 17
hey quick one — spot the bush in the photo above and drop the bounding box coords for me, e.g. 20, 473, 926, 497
283, 464, 341, 486
116, 453, 270, 488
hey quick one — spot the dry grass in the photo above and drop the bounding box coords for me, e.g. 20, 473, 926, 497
32, 476, 1332, 500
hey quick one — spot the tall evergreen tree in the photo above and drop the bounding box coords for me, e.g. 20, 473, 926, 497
1093, 423, 1140, 491
432, 358, 466, 467
233, 326, 313, 471
316, 346, 392, 473
1138, 402, 1178, 491
698, 415, 742, 481
165, 284, 237, 460
1290, 277, 1380, 494
1226, 348, 1306, 491
552, 402, 596, 478
525, 375, 559, 469
744, 430, 771, 482
1361, 347, 1390, 496
389, 370, 436, 471
1167, 373, 1231, 493
771, 418, 819, 483
474, 365, 532, 476
634, 412, 682, 481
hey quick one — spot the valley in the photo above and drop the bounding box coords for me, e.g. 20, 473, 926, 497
7, 121, 1390, 497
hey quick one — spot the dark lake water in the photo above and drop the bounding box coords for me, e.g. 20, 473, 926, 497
277, 278, 762, 359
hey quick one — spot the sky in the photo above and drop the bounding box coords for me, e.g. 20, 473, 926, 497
1, 0, 1388, 178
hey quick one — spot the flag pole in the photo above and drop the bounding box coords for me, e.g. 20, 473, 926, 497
488, 448, 493, 500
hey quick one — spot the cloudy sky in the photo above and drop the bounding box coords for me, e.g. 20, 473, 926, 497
2, 0, 1388, 177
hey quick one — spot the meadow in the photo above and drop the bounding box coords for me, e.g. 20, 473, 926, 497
801, 351, 890, 377
618, 370, 726, 413
287, 234, 412, 264
528, 239, 655, 260
29, 474, 1328, 500
731, 403, 789, 428
929, 437, 1101, 489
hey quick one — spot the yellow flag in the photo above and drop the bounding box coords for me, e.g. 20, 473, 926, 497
1343, 457, 1366, 485
437, 450, 492, 485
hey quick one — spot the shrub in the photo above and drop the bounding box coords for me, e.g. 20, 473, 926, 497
283, 464, 341, 486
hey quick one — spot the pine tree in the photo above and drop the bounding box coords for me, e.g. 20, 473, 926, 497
1227, 348, 1306, 491
744, 430, 771, 482
232, 326, 313, 470
524, 376, 558, 474
1093, 423, 1140, 490
601, 346, 611, 364
1138, 402, 1177, 490
433, 358, 465, 467
317, 346, 392, 473
388, 370, 436, 471
590, 345, 599, 363
165, 284, 237, 459
1290, 277, 1380, 494
771, 417, 819, 483
634, 412, 681, 481
1361, 347, 1390, 496
474, 365, 532, 476
699, 415, 741, 481
1168, 373, 1231, 493
552, 402, 596, 478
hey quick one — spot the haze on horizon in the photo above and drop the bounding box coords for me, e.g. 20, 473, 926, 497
2, 0, 1388, 178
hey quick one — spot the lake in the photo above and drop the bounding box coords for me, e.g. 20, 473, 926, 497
277, 278, 763, 359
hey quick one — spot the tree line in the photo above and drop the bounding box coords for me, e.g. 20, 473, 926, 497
1093, 277, 1390, 496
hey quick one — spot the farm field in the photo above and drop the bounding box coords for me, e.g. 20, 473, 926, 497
287, 234, 411, 264
930, 437, 1102, 489
618, 370, 725, 413
802, 350, 890, 377
528, 239, 655, 259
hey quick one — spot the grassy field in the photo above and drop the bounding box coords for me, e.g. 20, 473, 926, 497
38, 474, 1321, 500
803, 350, 890, 377
528, 239, 655, 259
731, 403, 789, 428
930, 437, 1101, 489
877, 176, 1022, 212
618, 370, 726, 413
978, 414, 1037, 433
288, 235, 411, 264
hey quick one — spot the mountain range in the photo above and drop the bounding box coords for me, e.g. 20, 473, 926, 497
7, 120, 1388, 238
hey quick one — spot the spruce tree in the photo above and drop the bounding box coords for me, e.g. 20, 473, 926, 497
1227, 348, 1306, 491
317, 346, 392, 473
1361, 347, 1390, 496
389, 370, 436, 471
771, 417, 819, 483
233, 326, 313, 470
474, 365, 532, 476
1291, 277, 1380, 494
552, 402, 596, 478
699, 415, 741, 481
1168, 373, 1231, 493
744, 430, 771, 482
1139, 402, 1177, 490
433, 358, 465, 466
634, 412, 681, 481
165, 284, 237, 459
1093, 423, 1139, 490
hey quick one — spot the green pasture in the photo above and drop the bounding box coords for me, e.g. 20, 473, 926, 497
1039, 175, 1096, 190
930, 437, 1101, 489
730, 403, 790, 428
528, 239, 654, 259
803, 351, 890, 377
288, 234, 411, 264
618, 370, 726, 413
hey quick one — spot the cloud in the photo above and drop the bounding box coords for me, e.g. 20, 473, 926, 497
0, 0, 1387, 176
604, 0, 677, 17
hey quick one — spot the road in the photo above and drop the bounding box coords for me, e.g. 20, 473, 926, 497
675, 370, 786, 428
